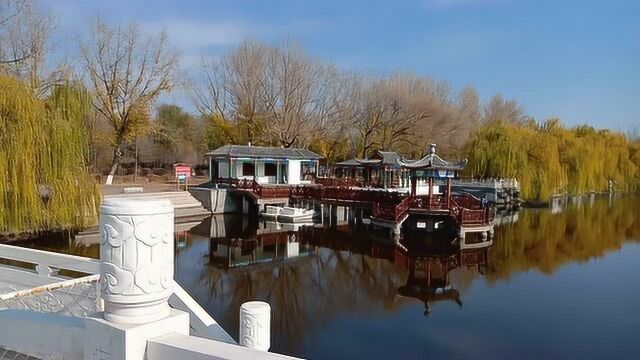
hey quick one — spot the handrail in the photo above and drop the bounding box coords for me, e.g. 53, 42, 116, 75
169, 282, 236, 344
0, 244, 100, 275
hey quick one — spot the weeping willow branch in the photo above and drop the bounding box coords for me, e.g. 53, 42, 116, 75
0, 75, 100, 234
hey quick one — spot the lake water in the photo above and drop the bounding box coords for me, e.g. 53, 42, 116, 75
24, 195, 640, 359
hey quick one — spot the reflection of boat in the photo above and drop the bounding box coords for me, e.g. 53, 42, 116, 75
260, 206, 315, 223
261, 221, 314, 232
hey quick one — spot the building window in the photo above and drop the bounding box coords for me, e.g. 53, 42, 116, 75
242, 162, 254, 176
264, 163, 277, 176
301, 161, 317, 179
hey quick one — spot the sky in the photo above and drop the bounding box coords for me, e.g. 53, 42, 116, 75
40, 0, 639, 131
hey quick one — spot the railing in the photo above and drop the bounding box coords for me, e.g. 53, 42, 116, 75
229, 178, 292, 199
450, 193, 482, 210
450, 198, 494, 226
315, 177, 363, 187
410, 194, 448, 211
0, 243, 100, 276
292, 186, 407, 204
372, 196, 412, 222
0, 199, 295, 360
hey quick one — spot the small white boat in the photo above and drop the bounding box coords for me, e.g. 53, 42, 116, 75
261, 205, 282, 220
260, 206, 315, 223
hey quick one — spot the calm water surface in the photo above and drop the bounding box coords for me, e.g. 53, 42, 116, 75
27, 195, 640, 359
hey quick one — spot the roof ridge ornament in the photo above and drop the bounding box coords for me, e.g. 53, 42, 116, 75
428, 143, 437, 155
396, 143, 468, 170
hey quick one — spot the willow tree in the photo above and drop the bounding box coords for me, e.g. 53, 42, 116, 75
80, 19, 180, 184
464, 120, 639, 202
0, 75, 99, 234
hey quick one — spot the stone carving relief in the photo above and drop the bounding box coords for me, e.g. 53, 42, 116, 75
99, 199, 174, 324
239, 301, 271, 351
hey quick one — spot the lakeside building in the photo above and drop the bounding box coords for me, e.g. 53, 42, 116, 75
204, 144, 322, 185
334, 150, 406, 188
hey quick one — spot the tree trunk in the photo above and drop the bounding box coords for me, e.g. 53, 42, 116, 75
105, 144, 123, 185
134, 136, 138, 182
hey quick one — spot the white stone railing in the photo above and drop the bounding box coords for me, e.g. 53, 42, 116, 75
0, 198, 298, 360
0, 243, 100, 276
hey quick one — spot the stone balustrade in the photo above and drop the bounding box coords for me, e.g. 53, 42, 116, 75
0, 198, 295, 360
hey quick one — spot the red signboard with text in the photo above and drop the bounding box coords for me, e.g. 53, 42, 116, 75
174, 163, 192, 179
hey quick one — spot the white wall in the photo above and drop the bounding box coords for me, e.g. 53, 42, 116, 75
235, 162, 244, 178
287, 160, 301, 185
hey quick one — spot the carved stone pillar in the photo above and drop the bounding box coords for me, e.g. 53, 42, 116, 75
239, 301, 271, 351
99, 198, 175, 325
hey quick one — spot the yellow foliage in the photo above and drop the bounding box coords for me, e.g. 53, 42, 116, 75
0, 75, 100, 234
463, 121, 638, 201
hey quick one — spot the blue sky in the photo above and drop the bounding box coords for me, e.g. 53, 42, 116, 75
41, 0, 639, 130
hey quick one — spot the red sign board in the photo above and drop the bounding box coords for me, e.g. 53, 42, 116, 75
174, 164, 191, 178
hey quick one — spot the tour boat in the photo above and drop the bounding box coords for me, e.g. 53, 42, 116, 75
261, 205, 283, 220
260, 206, 315, 222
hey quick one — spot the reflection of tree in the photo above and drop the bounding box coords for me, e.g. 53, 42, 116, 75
178, 224, 411, 355
177, 222, 492, 355
20, 195, 640, 357
488, 196, 640, 280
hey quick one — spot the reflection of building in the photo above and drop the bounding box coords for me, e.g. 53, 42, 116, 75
189, 214, 314, 270
395, 242, 489, 316
209, 232, 313, 269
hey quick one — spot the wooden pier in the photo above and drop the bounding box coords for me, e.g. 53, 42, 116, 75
204, 143, 495, 240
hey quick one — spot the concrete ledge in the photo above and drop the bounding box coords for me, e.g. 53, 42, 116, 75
123, 187, 144, 193
0, 310, 85, 360
148, 334, 301, 360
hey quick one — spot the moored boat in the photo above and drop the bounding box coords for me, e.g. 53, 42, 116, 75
260, 206, 315, 222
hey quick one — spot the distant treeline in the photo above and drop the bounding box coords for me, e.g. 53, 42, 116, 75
463, 119, 640, 201
1, 0, 638, 233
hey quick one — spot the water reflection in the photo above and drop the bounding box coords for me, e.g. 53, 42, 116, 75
488, 195, 640, 279
17, 195, 640, 359
176, 211, 493, 354
173, 195, 640, 357
396, 244, 488, 316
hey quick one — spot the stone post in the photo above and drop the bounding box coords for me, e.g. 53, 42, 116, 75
239, 301, 271, 351
99, 198, 175, 324
85, 198, 189, 360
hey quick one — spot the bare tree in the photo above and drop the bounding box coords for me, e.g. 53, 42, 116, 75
0, 0, 56, 92
193, 40, 485, 157
194, 41, 268, 144
483, 94, 526, 125
80, 19, 180, 184
260, 42, 335, 147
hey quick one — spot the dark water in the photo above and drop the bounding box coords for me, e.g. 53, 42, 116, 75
25, 195, 640, 359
